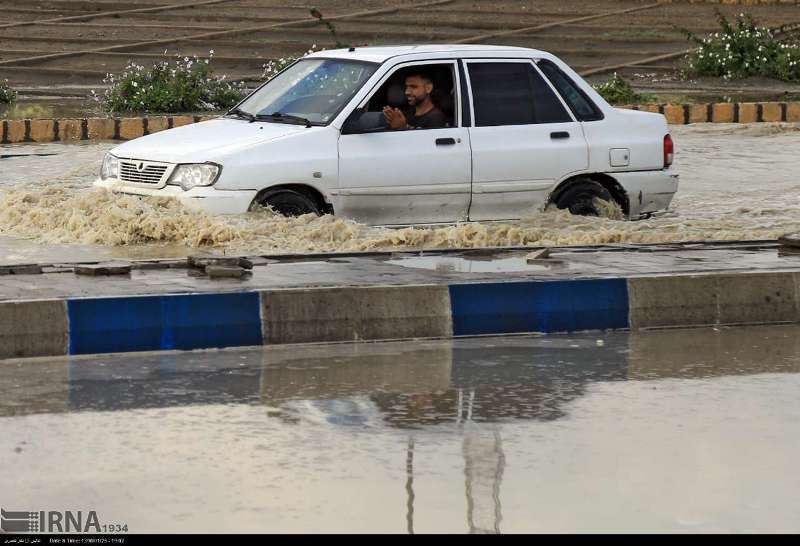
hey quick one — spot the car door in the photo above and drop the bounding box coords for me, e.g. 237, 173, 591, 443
336, 60, 472, 225
464, 59, 589, 221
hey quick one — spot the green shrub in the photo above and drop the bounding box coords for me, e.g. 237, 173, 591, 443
93, 52, 248, 114
2, 104, 51, 119
684, 12, 800, 81
592, 73, 654, 105
0, 79, 16, 105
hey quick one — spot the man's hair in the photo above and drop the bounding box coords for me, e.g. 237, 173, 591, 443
405, 72, 433, 85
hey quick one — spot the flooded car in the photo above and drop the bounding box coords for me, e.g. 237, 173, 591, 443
94, 45, 678, 224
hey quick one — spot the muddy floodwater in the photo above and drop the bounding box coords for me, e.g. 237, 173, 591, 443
2, 324, 800, 533
1, 123, 799, 262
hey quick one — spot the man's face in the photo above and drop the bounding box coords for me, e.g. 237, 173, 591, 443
404, 75, 432, 106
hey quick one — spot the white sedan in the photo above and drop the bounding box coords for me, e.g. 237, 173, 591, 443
95, 45, 678, 224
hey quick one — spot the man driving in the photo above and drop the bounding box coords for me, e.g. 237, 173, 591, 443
383, 72, 448, 130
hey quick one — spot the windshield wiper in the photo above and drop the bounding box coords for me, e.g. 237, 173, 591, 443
255, 112, 314, 128
227, 107, 256, 122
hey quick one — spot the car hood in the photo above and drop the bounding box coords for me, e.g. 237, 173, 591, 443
110, 118, 309, 163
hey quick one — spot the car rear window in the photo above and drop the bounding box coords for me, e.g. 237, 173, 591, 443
467, 62, 572, 127
536, 59, 604, 122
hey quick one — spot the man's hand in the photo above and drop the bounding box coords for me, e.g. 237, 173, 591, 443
383, 106, 408, 130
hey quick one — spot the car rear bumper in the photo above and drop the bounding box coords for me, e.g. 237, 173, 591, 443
613, 170, 679, 219
93, 178, 257, 214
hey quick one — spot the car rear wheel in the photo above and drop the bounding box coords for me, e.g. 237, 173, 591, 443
554, 179, 614, 217
256, 188, 321, 217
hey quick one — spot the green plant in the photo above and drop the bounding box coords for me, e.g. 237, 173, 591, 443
310, 6, 346, 48
0, 79, 16, 105
2, 104, 52, 119
684, 12, 800, 81
592, 73, 654, 105
92, 51, 248, 114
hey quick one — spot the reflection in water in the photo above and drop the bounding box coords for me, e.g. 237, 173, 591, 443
628, 326, 800, 380
406, 437, 415, 535
2, 325, 800, 532
462, 405, 505, 534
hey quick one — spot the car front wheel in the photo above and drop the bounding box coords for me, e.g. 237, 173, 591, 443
554, 179, 614, 217
255, 188, 321, 217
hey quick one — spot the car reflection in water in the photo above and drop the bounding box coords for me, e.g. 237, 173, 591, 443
2, 326, 800, 533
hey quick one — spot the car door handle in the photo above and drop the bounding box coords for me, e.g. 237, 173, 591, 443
550, 131, 570, 139
435, 138, 456, 146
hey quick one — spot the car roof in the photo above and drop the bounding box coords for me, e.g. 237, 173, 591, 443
305, 44, 548, 63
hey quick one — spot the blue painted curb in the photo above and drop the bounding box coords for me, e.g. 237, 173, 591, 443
7, 270, 800, 361
449, 279, 630, 336
54, 279, 632, 357
67, 292, 263, 355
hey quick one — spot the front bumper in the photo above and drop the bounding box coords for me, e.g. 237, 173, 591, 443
613, 170, 679, 219
93, 178, 257, 215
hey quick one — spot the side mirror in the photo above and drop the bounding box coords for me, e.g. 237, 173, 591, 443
341, 108, 366, 135
341, 108, 388, 135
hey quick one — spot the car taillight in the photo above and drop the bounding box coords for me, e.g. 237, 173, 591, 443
664, 134, 674, 168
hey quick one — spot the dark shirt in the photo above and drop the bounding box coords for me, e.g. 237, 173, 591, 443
403, 106, 448, 129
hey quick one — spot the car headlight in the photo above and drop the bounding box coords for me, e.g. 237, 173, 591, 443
167, 163, 221, 191
100, 153, 119, 180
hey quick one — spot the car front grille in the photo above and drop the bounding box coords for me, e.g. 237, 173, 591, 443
118, 159, 170, 185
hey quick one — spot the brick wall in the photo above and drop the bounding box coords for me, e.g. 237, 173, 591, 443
1, 115, 217, 143
2, 104, 800, 144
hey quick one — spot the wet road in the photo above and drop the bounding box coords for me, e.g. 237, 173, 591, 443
2, 324, 800, 533
2, 122, 800, 264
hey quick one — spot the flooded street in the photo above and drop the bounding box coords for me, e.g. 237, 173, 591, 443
1, 122, 800, 263
2, 324, 800, 533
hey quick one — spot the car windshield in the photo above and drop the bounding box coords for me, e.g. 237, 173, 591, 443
233, 58, 378, 125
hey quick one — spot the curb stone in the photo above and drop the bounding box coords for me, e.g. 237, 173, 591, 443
2, 271, 799, 359
3, 102, 800, 144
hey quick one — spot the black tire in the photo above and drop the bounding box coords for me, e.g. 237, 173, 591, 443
255, 188, 321, 217
554, 179, 614, 217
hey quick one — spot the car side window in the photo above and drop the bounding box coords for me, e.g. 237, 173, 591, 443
536, 59, 604, 122
350, 62, 458, 131
467, 62, 572, 127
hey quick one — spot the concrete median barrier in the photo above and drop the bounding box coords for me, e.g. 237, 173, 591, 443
66, 292, 263, 355
0, 300, 68, 360
2, 266, 800, 359
629, 271, 800, 329
448, 279, 629, 336
261, 284, 453, 344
